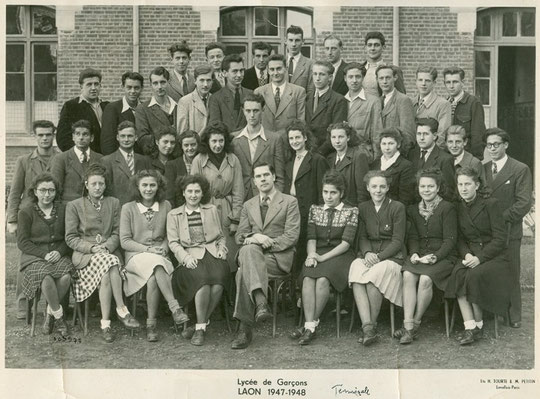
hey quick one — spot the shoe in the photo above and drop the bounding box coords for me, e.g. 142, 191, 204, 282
509, 321, 521, 329
146, 325, 158, 342
118, 313, 140, 329
362, 324, 378, 347
459, 329, 475, 345
255, 303, 272, 323
56, 317, 70, 337
191, 329, 205, 346
289, 327, 304, 339
102, 327, 115, 343
42, 314, 55, 335
172, 308, 190, 325
298, 329, 316, 345
181, 325, 196, 340
231, 326, 253, 349
472, 326, 483, 339
17, 310, 27, 320
399, 329, 414, 345
394, 325, 419, 339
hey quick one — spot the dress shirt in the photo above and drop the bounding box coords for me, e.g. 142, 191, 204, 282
492, 155, 508, 174
454, 151, 465, 166
121, 96, 139, 114
272, 82, 287, 96
148, 95, 177, 115
73, 147, 91, 163
185, 206, 201, 215
236, 125, 268, 161
380, 151, 400, 171
118, 147, 134, 164
259, 188, 277, 204
79, 96, 103, 126
345, 89, 368, 110
287, 53, 302, 74
382, 88, 395, 107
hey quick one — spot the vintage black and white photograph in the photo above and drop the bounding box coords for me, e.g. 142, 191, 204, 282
1, 1, 538, 398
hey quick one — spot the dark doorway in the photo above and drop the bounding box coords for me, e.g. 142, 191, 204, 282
497, 46, 535, 171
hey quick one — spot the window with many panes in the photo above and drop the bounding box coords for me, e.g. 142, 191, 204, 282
6, 5, 58, 134
475, 8, 535, 39
218, 7, 314, 66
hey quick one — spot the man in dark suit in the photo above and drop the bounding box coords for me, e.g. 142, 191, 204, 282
166, 41, 196, 102
208, 54, 252, 132
324, 34, 348, 96
285, 25, 314, 91
446, 125, 485, 187
306, 60, 348, 153
50, 119, 103, 202
443, 66, 486, 160
101, 121, 152, 205
483, 128, 532, 328
135, 66, 177, 155
408, 117, 456, 202
231, 163, 301, 349
242, 41, 272, 91
205, 42, 226, 94
57, 68, 109, 153
101, 72, 144, 155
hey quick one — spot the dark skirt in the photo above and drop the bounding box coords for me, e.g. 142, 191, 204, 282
300, 248, 355, 292
444, 255, 511, 316
22, 256, 74, 299
172, 251, 230, 306
402, 258, 455, 292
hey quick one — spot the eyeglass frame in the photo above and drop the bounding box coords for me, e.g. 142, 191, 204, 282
36, 188, 57, 195
485, 141, 505, 149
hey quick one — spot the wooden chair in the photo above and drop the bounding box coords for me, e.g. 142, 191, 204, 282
268, 274, 297, 338
296, 289, 344, 338
72, 299, 89, 336
26, 288, 42, 337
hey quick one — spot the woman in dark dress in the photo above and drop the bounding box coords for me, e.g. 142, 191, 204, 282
167, 174, 229, 346
396, 168, 457, 344
147, 126, 177, 175
445, 167, 511, 345
293, 171, 358, 345
17, 173, 74, 336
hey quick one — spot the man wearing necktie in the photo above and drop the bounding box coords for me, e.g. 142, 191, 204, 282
232, 163, 301, 349
165, 41, 196, 103
205, 42, 226, 94
177, 64, 213, 135
285, 25, 314, 91
242, 41, 272, 90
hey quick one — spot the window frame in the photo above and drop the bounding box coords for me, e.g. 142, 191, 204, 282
475, 7, 535, 45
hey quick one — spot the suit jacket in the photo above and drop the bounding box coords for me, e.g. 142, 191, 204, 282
483, 157, 532, 239
347, 92, 383, 162
306, 89, 348, 147
65, 196, 123, 269
408, 145, 456, 202
331, 60, 349, 96
209, 73, 224, 94
100, 98, 138, 155
7, 148, 60, 223
176, 90, 209, 134
288, 54, 314, 91
371, 154, 416, 206
166, 71, 195, 102
452, 91, 486, 160
235, 190, 301, 273
381, 90, 416, 154
164, 156, 189, 206
242, 66, 268, 91
135, 98, 177, 155
50, 148, 103, 202
101, 150, 152, 205
208, 86, 252, 132
362, 62, 406, 98
57, 97, 109, 153
413, 92, 452, 149
254, 83, 306, 133
455, 151, 486, 188
167, 203, 227, 264
232, 127, 285, 199
327, 147, 370, 206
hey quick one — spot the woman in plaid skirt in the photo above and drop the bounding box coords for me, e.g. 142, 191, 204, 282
17, 173, 74, 336
65, 164, 140, 343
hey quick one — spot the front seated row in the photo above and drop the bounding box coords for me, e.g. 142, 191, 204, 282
17, 164, 511, 348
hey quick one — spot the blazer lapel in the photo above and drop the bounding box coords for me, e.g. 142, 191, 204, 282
149, 104, 172, 126
312, 91, 331, 119
424, 146, 440, 168
276, 84, 293, 117
491, 159, 514, 190
263, 192, 283, 228
468, 199, 487, 222
114, 151, 132, 178
382, 94, 396, 117
192, 92, 207, 118
294, 152, 313, 181
252, 137, 269, 164
68, 149, 84, 179
292, 56, 306, 83
168, 73, 183, 97
247, 198, 264, 229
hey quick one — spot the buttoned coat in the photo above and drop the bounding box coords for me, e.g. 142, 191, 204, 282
380, 90, 416, 154
100, 99, 138, 155
242, 66, 268, 91
306, 89, 348, 148
235, 191, 301, 273
327, 147, 370, 206
208, 86, 253, 132
135, 98, 177, 155
331, 60, 349, 96
176, 90, 209, 135
166, 71, 195, 103
288, 55, 314, 91
65, 196, 123, 269
50, 148, 103, 202
164, 156, 189, 206
347, 93, 383, 162
254, 83, 306, 133
452, 92, 486, 160
371, 154, 416, 206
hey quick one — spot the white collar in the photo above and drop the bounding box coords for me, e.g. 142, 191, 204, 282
332, 59, 342, 71
185, 206, 201, 215
295, 149, 308, 159
380, 151, 400, 170
493, 154, 508, 171
366, 58, 384, 68
122, 96, 139, 113
255, 68, 267, 78
287, 53, 301, 63
323, 202, 344, 211
382, 88, 395, 100
236, 125, 267, 141
73, 147, 90, 161
174, 69, 188, 82
315, 86, 330, 97
454, 151, 465, 166
118, 147, 134, 160
148, 95, 177, 114
259, 189, 276, 203
79, 95, 101, 105
345, 89, 367, 102
136, 201, 159, 213
419, 144, 436, 158
450, 90, 465, 103
272, 81, 287, 93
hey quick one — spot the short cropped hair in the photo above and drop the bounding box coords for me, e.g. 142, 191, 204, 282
205, 42, 226, 56
117, 120, 136, 133
344, 62, 367, 77
72, 119, 92, 134
484, 127, 510, 144
79, 68, 102, 85
252, 162, 275, 177
222, 54, 244, 72
313, 60, 335, 75
121, 71, 144, 87
321, 170, 347, 196
416, 66, 438, 81
252, 41, 272, 54
242, 93, 265, 109
443, 66, 465, 80
323, 34, 343, 47
32, 120, 56, 133
364, 31, 386, 46
149, 66, 170, 82
416, 117, 439, 134
445, 125, 468, 141
375, 64, 397, 78
194, 64, 213, 79
168, 41, 193, 58
286, 25, 304, 39
267, 53, 286, 66
130, 169, 167, 203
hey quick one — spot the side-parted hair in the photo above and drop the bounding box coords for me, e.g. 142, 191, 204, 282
416, 117, 439, 134
177, 130, 201, 156
149, 66, 170, 82
267, 53, 286, 66
321, 170, 347, 195
344, 61, 367, 77
72, 119, 92, 134
327, 121, 360, 147
443, 66, 465, 80
130, 169, 167, 203
379, 127, 403, 146
168, 41, 193, 58
199, 121, 234, 154
121, 71, 144, 87
205, 42, 226, 56
286, 25, 304, 39
363, 169, 389, 187
27, 172, 61, 203
33, 120, 56, 133
194, 64, 213, 79
416, 66, 438, 81
455, 166, 481, 184
375, 64, 397, 78
79, 68, 102, 84
117, 120, 136, 133
415, 167, 443, 187
252, 41, 273, 54
313, 60, 335, 75
484, 127, 510, 144
445, 125, 468, 141
364, 31, 386, 46
179, 174, 211, 204
285, 119, 316, 158
323, 34, 343, 47
222, 54, 244, 72
251, 162, 275, 177
242, 93, 265, 109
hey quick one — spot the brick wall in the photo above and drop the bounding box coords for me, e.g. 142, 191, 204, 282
4, 147, 34, 184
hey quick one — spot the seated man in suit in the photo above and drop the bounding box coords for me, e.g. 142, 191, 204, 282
446, 125, 485, 187
209, 54, 252, 132
101, 71, 144, 155
205, 42, 226, 94
413, 66, 452, 147
177, 64, 213, 135
362, 31, 406, 98
443, 66, 486, 160
166, 41, 195, 103
344, 62, 383, 162
57, 68, 109, 152
483, 128, 532, 328
324, 34, 348, 96
242, 41, 272, 91
408, 117, 456, 202
232, 93, 285, 199
101, 121, 151, 205
231, 163, 301, 349
135, 66, 177, 155
376, 64, 415, 156
254, 54, 306, 133
285, 25, 314, 91
306, 60, 348, 154
50, 119, 103, 202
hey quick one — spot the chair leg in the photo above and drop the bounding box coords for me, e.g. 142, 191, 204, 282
272, 280, 278, 338
450, 301, 456, 334
222, 297, 232, 333
444, 299, 450, 338
349, 297, 356, 333
30, 293, 39, 337
494, 313, 499, 339
26, 297, 32, 325
83, 300, 89, 336
335, 292, 341, 338
390, 303, 395, 337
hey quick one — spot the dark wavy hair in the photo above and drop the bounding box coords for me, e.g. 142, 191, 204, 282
363, 169, 390, 188
326, 121, 360, 148
179, 174, 211, 205
27, 173, 61, 203
198, 121, 234, 154
321, 170, 347, 196
456, 166, 491, 199
129, 169, 167, 203
149, 126, 178, 160
82, 163, 109, 197
177, 129, 201, 156
415, 167, 443, 187
285, 119, 316, 160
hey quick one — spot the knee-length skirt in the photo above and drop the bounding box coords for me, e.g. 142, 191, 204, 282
348, 258, 403, 306
73, 253, 120, 302
22, 256, 74, 299
301, 249, 355, 292
402, 258, 455, 292
124, 253, 174, 297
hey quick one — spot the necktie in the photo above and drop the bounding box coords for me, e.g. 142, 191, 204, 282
419, 150, 428, 169
417, 98, 424, 115
127, 152, 135, 175
144, 208, 155, 222
288, 57, 294, 81
258, 70, 266, 87
492, 163, 498, 176
381, 94, 386, 109
234, 87, 241, 111
182, 76, 188, 95
450, 97, 457, 118
81, 152, 88, 164
260, 196, 270, 223
274, 87, 281, 109
202, 96, 208, 109
313, 91, 319, 113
